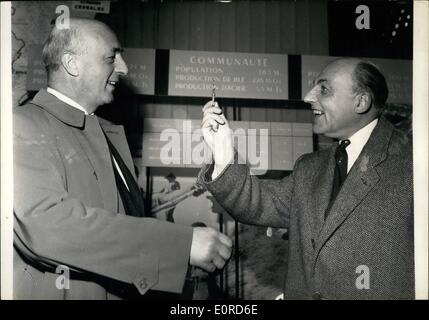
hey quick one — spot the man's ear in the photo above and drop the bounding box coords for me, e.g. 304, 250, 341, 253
61, 53, 79, 77
354, 92, 372, 114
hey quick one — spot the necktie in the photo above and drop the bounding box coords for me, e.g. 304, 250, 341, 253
103, 133, 147, 218
326, 139, 350, 218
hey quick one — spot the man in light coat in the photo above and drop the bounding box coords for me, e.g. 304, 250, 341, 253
14, 18, 232, 299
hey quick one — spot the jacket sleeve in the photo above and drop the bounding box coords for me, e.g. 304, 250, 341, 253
197, 152, 298, 229
13, 109, 193, 295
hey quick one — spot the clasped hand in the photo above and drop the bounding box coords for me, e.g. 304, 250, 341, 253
190, 227, 233, 272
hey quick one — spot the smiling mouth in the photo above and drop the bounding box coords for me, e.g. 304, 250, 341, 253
312, 109, 324, 116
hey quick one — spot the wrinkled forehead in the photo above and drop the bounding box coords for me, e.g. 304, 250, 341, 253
89, 23, 120, 45
316, 60, 357, 86
84, 25, 122, 55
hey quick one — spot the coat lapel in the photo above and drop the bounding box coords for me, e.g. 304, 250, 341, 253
311, 146, 337, 239
86, 116, 119, 214
99, 120, 137, 181
313, 118, 393, 264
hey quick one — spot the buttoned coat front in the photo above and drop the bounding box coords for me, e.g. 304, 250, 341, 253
198, 117, 414, 299
14, 89, 193, 299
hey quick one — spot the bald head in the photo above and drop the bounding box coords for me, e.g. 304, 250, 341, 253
42, 18, 114, 78
324, 58, 389, 111
323, 57, 361, 74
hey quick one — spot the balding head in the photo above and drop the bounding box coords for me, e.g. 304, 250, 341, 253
42, 18, 128, 113
42, 18, 113, 78
323, 57, 361, 73
304, 57, 386, 139
323, 58, 388, 111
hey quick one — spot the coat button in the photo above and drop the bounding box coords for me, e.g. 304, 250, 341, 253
312, 292, 322, 300
311, 239, 315, 249
139, 278, 148, 290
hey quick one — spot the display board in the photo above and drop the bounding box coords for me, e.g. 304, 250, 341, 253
141, 118, 312, 172
168, 50, 289, 100
122, 48, 155, 95
26, 44, 47, 91
28, 48, 412, 105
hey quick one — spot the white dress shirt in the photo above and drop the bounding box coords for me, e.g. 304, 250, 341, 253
343, 118, 378, 173
47, 87, 129, 190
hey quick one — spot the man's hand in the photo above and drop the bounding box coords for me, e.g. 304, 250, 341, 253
201, 101, 234, 179
190, 227, 232, 272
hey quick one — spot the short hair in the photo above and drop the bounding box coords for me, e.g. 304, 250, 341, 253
352, 61, 389, 111
41, 25, 86, 77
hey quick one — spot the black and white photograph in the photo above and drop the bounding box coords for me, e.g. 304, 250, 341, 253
0, 0, 428, 304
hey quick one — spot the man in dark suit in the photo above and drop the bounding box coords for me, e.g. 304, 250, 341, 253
13, 18, 232, 299
199, 58, 413, 299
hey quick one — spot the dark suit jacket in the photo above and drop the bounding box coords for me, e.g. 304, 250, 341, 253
14, 89, 193, 299
198, 117, 414, 299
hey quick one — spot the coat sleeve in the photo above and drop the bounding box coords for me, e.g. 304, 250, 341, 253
197, 152, 298, 229
13, 109, 193, 295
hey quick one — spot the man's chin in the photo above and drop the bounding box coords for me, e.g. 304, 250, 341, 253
103, 94, 115, 105
312, 124, 324, 135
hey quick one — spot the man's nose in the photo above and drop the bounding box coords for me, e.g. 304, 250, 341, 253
304, 87, 317, 104
115, 54, 128, 76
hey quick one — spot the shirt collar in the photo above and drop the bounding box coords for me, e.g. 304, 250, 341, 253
343, 118, 378, 173
47, 87, 90, 115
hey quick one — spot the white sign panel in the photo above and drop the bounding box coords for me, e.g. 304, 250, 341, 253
169, 50, 289, 100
